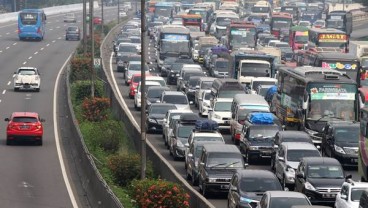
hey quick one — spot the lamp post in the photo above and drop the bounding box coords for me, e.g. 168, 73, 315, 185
101, 0, 104, 37
83, 0, 87, 55
117, 0, 120, 24
90, 0, 95, 98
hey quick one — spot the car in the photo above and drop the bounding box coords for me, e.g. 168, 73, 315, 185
312, 20, 325, 28
65, 26, 80, 41
298, 21, 312, 28
160, 91, 190, 111
257, 191, 312, 208
119, 11, 127, 18
124, 61, 149, 86
208, 98, 233, 130
146, 103, 177, 133
228, 169, 283, 208
117, 54, 141, 73
146, 86, 170, 109
160, 57, 177, 77
116, 43, 140, 64
274, 142, 321, 190
169, 122, 196, 160
134, 81, 161, 110
209, 58, 230, 78
184, 76, 201, 104
294, 157, 345, 205
13, 67, 41, 92
321, 120, 359, 167
5, 112, 45, 145
93, 16, 102, 25
146, 76, 166, 87
162, 109, 193, 146
198, 90, 212, 117
335, 179, 368, 208
63, 13, 76, 23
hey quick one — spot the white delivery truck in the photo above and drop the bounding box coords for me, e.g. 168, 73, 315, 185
349, 41, 368, 69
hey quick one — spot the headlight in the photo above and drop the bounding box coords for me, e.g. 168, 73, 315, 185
208, 178, 216, 183
148, 118, 156, 123
249, 146, 258, 150
240, 197, 258, 203
214, 114, 221, 119
117, 53, 122, 56
35, 76, 39, 80
305, 128, 318, 135
176, 140, 184, 148
305, 182, 316, 191
162, 67, 166, 70
214, 71, 219, 74
171, 74, 175, 77
334, 145, 345, 154
286, 166, 295, 174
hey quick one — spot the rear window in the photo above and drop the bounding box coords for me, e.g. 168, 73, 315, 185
12, 117, 38, 123
67, 27, 78, 31
163, 95, 188, 104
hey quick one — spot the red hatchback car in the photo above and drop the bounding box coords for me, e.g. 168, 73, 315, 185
5, 112, 45, 145
129, 74, 151, 99
93, 17, 102, 25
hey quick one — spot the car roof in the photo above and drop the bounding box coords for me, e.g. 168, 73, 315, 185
147, 86, 170, 91
214, 98, 233, 102
236, 169, 278, 178
277, 131, 311, 139
129, 61, 141, 64
139, 81, 161, 85
163, 91, 186, 96
18, 67, 36, 70
342, 181, 368, 188
150, 103, 176, 108
168, 109, 193, 114
146, 76, 165, 80
282, 142, 319, 150
192, 131, 223, 137
266, 191, 308, 198
301, 157, 341, 165
203, 144, 239, 153
12, 112, 39, 118
199, 77, 216, 82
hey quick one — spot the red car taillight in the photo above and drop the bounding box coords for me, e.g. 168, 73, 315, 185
37, 27, 41, 34
235, 133, 241, 140
18, 26, 21, 34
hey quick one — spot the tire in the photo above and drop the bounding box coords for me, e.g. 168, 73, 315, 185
271, 158, 275, 171
192, 171, 198, 186
36, 88, 40, 92
201, 182, 209, 197
14, 88, 18, 92
246, 151, 252, 165
37, 139, 43, 146
282, 174, 287, 189
186, 171, 191, 180
129, 94, 133, 99
6, 139, 12, 145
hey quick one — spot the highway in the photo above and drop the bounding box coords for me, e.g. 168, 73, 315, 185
0, 6, 118, 208
106, 21, 368, 208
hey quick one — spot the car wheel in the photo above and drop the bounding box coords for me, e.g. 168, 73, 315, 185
202, 182, 209, 197
186, 171, 191, 180
271, 158, 275, 171
14, 88, 18, 92
6, 139, 12, 145
37, 139, 43, 146
246, 151, 252, 165
129, 94, 133, 99
169, 143, 173, 156
36, 88, 40, 92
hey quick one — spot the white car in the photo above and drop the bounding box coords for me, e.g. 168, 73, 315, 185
335, 180, 368, 208
208, 98, 233, 129
63, 13, 76, 23
119, 11, 127, 18
198, 90, 212, 117
162, 109, 192, 146
134, 81, 161, 110
13, 67, 41, 92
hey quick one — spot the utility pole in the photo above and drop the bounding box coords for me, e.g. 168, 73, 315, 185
90, 0, 95, 98
101, 0, 104, 37
83, 0, 87, 55
140, 0, 147, 180
117, 0, 120, 24
13, 0, 16, 12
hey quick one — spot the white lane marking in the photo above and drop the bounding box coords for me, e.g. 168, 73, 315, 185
12, 74, 16, 78
52, 40, 56, 43
64, 24, 67, 26
149, 56, 151, 59
6, 32, 9, 35
14, 30, 17, 33
109, 52, 139, 128
28, 56, 32, 60
46, 44, 50, 47
56, 26, 60, 29
7, 81, 11, 85
53, 54, 79, 208
13, 43, 17, 46
34, 51, 38, 55
22, 61, 27, 65
40, 47, 44, 50
49, 28, 53, 31
0, 51, 2, 53
2, 90, 5, 94
0, 100, 2, 103
6, 46, 9, 49
58, 37, 62, 39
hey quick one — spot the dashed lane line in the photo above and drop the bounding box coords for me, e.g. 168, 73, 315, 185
22, 61, 26, 65
28, 56, 32, 60
2, 90, 6, 95
34, 52, 38, 55
7, 81, 11, 85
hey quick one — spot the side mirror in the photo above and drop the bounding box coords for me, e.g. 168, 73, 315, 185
185, 143, 189, 148
40, 118, 45, 122
340, 194, 348, 200
187, 153, 193, 158
230, 186, 238, 192
134, 89, 138, 93
178, 77, 183, 80
195, 85, 200, 89
199, 162, 205, 166
4, 118, 9, 122
278, 157, 285, 162
296, 173, 304, 178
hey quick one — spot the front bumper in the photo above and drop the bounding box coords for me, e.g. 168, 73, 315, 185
173, 146, 186, 158
146, 120, 164, 132
248, 149, 273, 159
334, 152, 358, 167
203, 182, 231, 193
167, 74, 178, 85
304, 189, 339, 204
14, 83, 40, 90
211, 118, 231, 129
186, 91, 195, 102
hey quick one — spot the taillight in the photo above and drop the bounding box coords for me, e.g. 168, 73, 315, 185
36, 125, 42, 129
235, 133, 241, 140
37, 27, 41, 34
18, 26, 21, 34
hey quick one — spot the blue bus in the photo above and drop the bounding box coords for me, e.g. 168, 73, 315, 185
18, 9, 47, 41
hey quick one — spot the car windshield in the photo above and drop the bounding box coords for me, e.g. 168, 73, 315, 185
216, 61, 229, 68
351, 188, 368, 201
207, 153, 243, 168
334, 126, 359, 143
67, 27, 78, 31
307, 165, 344, 178
12, 117, 38, 123
214, 102, 232, 111
18, 69, 36, 75
204, 93, 213, 100
132, 76, 141, 83
147, 89, 166, 98
249, 126, 279, 138
188, 79, 199, 87
130, 38, 141, 43
163, 95, 188, 104
240, 178, 282, 192
269, 197, 310, 208
178, 126, 195, 138
287, 150, 320, 162
252, 81, 276, 91
150, 105, 176, 114
201, 81, 213, 89
20, 12, 38, 25
218, 90, 245, 98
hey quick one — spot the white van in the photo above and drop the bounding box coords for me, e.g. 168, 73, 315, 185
208, 98, 233, 129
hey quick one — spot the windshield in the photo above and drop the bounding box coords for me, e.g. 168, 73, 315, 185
132, 76, 141, 83
214, 101, 232, 111
326, 19, 344, 29
188, 79, 199, 87
161, 40, 190, 54
216, 61, 229, 68
119, 45, 138, 53
13, 117, 38, 123
362, 58, 368, 68
230, 31, 256, 46
281, 7, 297, 15
249, 126, 279, 138
204, 93, 213, 100
20, 12, 38, 25
189, 10, 207, 21
201, 81, 213, 89
334, 127, 359, 143
187, 26, 201, 32
217, 17, 238, 27
67, 27, 78, 32
194, 145, 204, 157
287, 150, 320, 162
178, 126, 195, 138
295, 35, 308, 43
307, 83, 356, 121
302, 14, 315, 22
18, 69, 36, 75
218, 90, 245, 98
184, 72, 203, 81
238, 105, 270, 116
252, 81, 276, 91
351, 188, 368, 201
299, 22, 310, 27
272, 18, 292, 29
269, 197, 310, 208
130, 38, 141, 44
147, 89, 165, 98
317, 41, 346, 49
240, 178, 282, 192
251, 7, 270, 13
163, 95, 188, 104
207, 153, 243, 168
150, 106, 176, 114
241, 63, 270, 77
155, 7, 172, 17
307, 165, 344, 178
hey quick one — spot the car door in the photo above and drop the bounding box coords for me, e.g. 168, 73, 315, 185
275, 146, 285, 180
258, 194, 269, 208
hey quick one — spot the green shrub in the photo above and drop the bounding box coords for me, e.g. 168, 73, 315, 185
82, 97, 110, 122
107, 153, 154, 187
129, 179, 190, 208
71, 80, 104, 103
70, 56, 91, 81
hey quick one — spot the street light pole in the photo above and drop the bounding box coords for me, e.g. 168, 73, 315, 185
101, 0, 104, 37
117, 0, 120, 24
83, 0, 87, 55
90, 0, 95, 98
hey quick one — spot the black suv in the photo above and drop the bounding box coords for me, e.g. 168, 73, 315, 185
239, 112, 282, 164
321, 120, 359, 167
198, 144, 246, 197
228, 169, 283, 208
145, 103, 176, 133
294, 157, 345, 205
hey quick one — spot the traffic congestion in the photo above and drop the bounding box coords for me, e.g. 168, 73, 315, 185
111, 0, 368, 207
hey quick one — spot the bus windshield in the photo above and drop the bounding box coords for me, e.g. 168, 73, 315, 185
155, 8, 171, 17
240, 62, 270, 77
20, 13, 38, 25
272, 17, 292, 29
306, 83, 356, 121
326, 19, 344, 29
230, 30, 256, 46
161, 40, 190, 54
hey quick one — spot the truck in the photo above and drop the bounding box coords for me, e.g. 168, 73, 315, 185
198, 36, 218, 64
326, 10, 352, 37
258, 47, 281, 64
349, 41, 368, 70
250, 0, 272, 19
229, 50, 277, 87
222, 20, 256, 50
288, 25, 309, 51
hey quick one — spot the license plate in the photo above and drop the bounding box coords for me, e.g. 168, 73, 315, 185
323, 194, 336, 198
20, 125, 29, 129
224, 120, 230, 124
24, 85, 30, 89
221, 185, 229, 189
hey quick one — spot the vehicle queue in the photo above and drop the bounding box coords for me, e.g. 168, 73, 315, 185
113, 0, 368, 207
